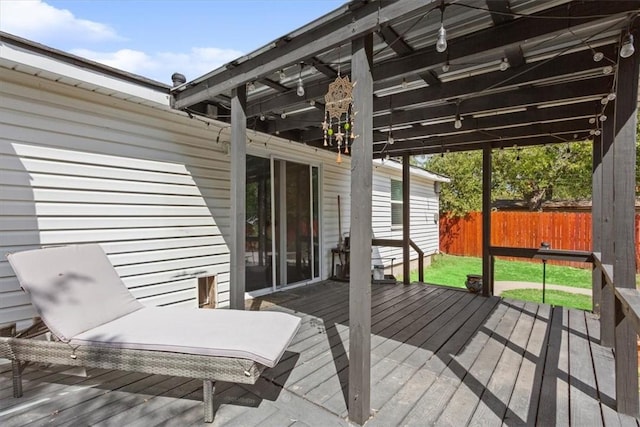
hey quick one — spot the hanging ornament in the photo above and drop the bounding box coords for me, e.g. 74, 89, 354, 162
323, 73, 356, 162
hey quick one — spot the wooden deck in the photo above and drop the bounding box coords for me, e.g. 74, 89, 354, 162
1, 281, 639, 426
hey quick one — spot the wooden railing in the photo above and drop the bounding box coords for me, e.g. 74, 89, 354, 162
486, 246, 639, 416
372, 238, 424, 282
592, 252, 640, 416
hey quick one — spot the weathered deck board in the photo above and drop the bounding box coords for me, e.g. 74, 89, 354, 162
0, 281, 635, 426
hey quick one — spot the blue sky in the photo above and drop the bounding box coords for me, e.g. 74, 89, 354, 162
0, 0, 345, 84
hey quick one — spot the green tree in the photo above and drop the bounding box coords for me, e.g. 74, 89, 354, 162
424, 141, 594, 216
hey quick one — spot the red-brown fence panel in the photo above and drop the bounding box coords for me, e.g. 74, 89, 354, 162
439, 211, 640, 272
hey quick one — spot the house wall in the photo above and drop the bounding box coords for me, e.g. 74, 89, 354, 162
371, 163, 441, 271
0, 66, 441, 328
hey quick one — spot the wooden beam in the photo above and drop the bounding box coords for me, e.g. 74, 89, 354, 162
613, 27, 639, 417
418, 70, 441, 87
600, 103, 616, 347
259, 78, 289, 92
592, 133, 602, 314
173, 0, 434, 109
230, 84, 247, 310
481, 145, 492, 297
505, 45, 525, 69
402, 154, 411, 285
378, 24, 413, 56
486, 0, 513, 26
348, 32, 373, 426
307, 57, 337, 78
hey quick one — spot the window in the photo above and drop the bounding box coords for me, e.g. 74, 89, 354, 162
391, 179, 403, 227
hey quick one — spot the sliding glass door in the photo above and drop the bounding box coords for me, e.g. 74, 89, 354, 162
246, 155, 319, 293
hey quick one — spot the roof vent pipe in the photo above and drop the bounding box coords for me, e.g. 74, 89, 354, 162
171, 72, 187, 87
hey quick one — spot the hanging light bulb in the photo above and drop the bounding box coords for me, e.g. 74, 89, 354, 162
603, 65, 613, 75
593, 51, 604, 62
278, 69, 286, 82
436, 5, 447, 54
259, 113, 266, 121
281, 111, 287, 119
590, 129, 596, 135
601, 96, 609, 105
388, 135, 395, 145
620, 34, 635, 58
385, 154, 390, 161
454, 114, 463, 129
436, 24, 447, 53
296, 62, 305, 97
595, 129, 601, 136
607, 92, 617, 101
442, 61, 450, 72
588, 117, 596, 124
401, 78, 408, 89
499, 58, 509, 71
309, 99, 316, 106
599, 114, 607, 122
296, 77, 305, 97
247, 81, 256, 92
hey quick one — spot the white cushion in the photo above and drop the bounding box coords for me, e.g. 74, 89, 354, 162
71, 307, 301, 367
7, 244, 143, 341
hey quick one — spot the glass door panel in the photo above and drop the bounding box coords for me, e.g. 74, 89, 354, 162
284, 161, 312, 284
245, 155, 272, 291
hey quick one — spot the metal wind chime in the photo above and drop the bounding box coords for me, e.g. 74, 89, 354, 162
322, 72, 356, 163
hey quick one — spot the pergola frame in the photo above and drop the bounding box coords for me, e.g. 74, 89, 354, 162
171, 1, 640, 423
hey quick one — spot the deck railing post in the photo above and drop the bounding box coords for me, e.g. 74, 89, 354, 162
612, 25, 640, 416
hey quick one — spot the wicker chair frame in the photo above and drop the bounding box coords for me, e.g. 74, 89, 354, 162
0, 332, 265, 423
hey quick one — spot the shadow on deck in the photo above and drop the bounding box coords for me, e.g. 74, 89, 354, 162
1, 281, 638, 426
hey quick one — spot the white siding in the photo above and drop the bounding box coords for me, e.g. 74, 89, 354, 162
0, 69, 232, 327
371, 163, 440, 268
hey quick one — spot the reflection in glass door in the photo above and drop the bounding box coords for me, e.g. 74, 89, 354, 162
246, 155, 319, 292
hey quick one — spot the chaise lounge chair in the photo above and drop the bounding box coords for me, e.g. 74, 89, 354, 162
0, 244, 301, 423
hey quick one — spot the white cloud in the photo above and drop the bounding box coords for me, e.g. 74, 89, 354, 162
71, 47, 243, 84
0, 0, 121, 42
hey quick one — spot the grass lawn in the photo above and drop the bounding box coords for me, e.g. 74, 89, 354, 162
409, 253, 592, 289
501, 289, 592, 311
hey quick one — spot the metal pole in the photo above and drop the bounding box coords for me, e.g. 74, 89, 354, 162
542, 259, 546, 304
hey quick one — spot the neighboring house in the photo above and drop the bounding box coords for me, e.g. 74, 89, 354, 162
0, 32, 448, 329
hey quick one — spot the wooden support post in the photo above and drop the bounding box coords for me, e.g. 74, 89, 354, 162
481, 145, 492, 297
230, 85, 247, 310
348, 33, 373, 426
613, 28, 639, 417
600, 103, 615, 346
591, 135, 602, 314
402, 153, 411, 285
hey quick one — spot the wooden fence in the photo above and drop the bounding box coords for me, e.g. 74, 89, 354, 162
439, 211, 640, 272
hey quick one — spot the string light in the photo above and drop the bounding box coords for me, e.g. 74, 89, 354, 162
442, 61, 450, 72
247, 81, 256, 92
599, 114, 607, 122
620, 34, 635, 58
607, 93, 616, 101
454, 114, 463, 129
593, 51, 604, 62
588, 117, 596, 124
281, 111, 287, 119
436, 2, 447, 53
603, 65, 613, 75
278, 69, 286, 82
401, 78, 408, 89
309, 99, 316, 106
296, 63, 305, 97
260, 113, 266, 121
499, 58, 509, 71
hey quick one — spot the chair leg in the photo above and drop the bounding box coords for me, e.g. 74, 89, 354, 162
12, 361, 23, 398
203, 379, 215, 423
